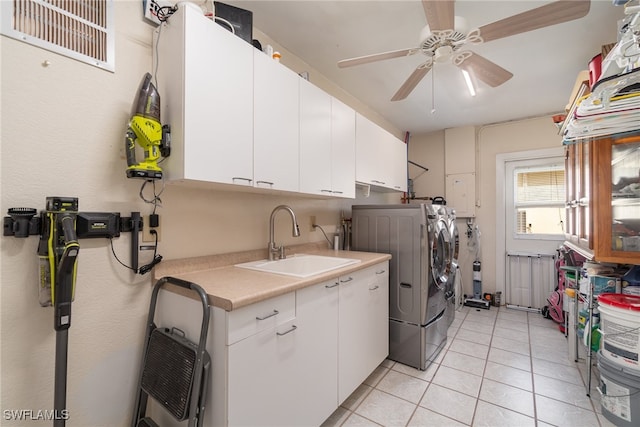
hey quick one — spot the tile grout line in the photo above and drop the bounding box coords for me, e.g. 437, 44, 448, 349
409, 306, 465, 426
470, 305, 499, 427
527, 311, 539, 426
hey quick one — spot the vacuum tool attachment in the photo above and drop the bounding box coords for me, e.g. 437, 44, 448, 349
5, 207, 38, 237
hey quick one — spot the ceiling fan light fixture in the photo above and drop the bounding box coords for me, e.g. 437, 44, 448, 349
434, 45, 453, 63
461, 69, 476, 97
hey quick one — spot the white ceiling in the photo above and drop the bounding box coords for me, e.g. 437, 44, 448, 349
224, 0, 626, 134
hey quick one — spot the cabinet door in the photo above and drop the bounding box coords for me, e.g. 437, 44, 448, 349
331, 97, 356, 198
389, 136, 408, 192
564, 141, 593, 249
577, 141, 592, 248
338, 262, 389, 403
564, 145, 578, 241
228, 282, 338, 426
355, 113, 380, 186
355, 113, 406, 191
594, 136, 640, 263
159, 5, 253, 185
253, 51, 299, 192
299, 79, 332, 196
294, 279, 339, 424
227, 319, 299, 426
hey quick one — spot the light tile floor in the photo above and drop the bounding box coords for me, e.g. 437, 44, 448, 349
322, 305, 616, 427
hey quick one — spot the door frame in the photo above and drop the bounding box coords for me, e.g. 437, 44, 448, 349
495, 147, 564, 298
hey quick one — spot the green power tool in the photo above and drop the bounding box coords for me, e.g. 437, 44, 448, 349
125, 73, 170, 180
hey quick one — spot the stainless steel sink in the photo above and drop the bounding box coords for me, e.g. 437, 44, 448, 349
235, 254, 361, 278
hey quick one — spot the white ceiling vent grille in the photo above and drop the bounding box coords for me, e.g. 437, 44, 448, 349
1, 0, 114, 71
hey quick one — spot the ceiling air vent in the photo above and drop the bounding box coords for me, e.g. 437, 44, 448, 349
1, 0, 114, 72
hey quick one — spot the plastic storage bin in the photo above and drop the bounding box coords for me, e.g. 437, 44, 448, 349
598, 293, 640, 371
598, 351, 640, 426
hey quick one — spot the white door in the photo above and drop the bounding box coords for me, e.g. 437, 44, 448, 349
498, 148, 565, 310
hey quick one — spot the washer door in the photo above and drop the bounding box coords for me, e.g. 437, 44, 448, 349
450, 218, 459, 266
431, 218, 452, 290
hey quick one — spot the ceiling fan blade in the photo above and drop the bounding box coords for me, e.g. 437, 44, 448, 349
478, 0, 590, 43
455, 52, 513, 87
391, 64, 432, 101
338, 48, 416, 68
422, 0, 455, 31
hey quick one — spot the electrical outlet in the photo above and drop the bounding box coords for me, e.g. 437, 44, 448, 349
143, 0, 175, 26
142, 215, 161, 242
309, 216, 316, 232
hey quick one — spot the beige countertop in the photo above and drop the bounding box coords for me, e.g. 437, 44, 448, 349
152, 242, 391, 311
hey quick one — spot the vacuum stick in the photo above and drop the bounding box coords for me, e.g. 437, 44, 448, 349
46, 198, 79, 426
54, 330, 69, 427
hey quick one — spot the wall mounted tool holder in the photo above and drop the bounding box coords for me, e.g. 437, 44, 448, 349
4, 210, 144, 238
4, 208, 156, 275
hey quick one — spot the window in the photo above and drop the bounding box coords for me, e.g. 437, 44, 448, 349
1, 0, 114, 71
514, 165, 566, 237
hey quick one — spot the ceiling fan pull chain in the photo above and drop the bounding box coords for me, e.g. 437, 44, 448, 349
431, 65, 436, 114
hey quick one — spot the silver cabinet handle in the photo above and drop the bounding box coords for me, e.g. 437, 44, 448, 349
332, 190, 343, 194
232, 177, 252, 184
375, 270, 386, 275
340, 277, 353, 283
256, 180, 274, 187
256, 310, 279, 320
276, 325, 297, 336
369, 285, 380, 291
371, 179, 386, 185
321, 189, 333, 193
394, 186, 401, 189
325, 282, 339, 289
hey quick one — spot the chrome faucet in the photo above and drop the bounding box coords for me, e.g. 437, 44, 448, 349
268, 205, 301, 261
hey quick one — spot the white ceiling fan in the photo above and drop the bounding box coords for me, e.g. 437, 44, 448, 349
337, 0, 592, 101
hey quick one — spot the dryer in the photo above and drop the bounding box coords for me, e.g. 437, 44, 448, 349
444, 207, 459, 328
352, 204, 453, 370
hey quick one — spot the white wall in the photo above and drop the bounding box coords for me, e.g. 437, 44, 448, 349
0, 3, 399, 426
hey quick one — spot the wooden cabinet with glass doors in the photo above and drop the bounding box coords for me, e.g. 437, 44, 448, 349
565, 140, 593, 250
593, 134, 640, 264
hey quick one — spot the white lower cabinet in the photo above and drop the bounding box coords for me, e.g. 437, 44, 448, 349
228, 279, 338, 426
152, 261, 388, 426
338, 264, 390, 402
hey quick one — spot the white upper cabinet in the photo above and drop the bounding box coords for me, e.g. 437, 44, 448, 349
388, 132, 408, 192
299, 81, 356, 198
330, 97, 356, 198
253, 50, 300, 192
355, 113, 407, 192
299, 78, 332, 195
156, 5, 399, 197
156, 5, 253, 186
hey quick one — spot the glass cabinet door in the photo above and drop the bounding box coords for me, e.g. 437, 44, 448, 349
611, 140, 640, 252
565, 144, 577, 240
564, 141, 592, 248
580, 142, 591, 246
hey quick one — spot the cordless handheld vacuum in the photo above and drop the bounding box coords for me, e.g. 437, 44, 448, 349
125, 73, 170, 180
463, 221, 490, 310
